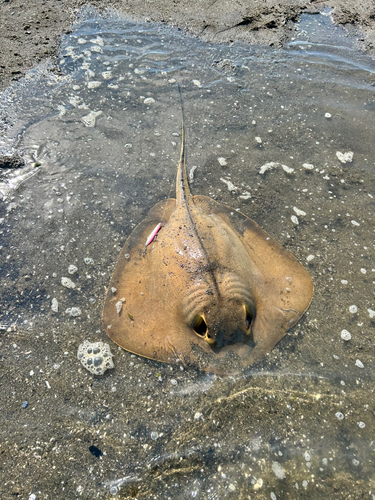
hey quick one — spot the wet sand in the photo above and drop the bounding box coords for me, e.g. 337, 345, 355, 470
1, 0, 375, 92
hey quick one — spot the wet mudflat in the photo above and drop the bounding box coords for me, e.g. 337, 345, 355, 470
0, 9, 375, 500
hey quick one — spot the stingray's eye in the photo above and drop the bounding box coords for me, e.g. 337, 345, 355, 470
244, 305, 254, 332
193, 315, 208, 337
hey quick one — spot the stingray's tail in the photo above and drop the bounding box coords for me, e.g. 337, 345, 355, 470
176, 85, 192, 206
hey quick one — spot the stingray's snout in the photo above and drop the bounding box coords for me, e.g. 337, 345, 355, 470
192, 303, 254, 349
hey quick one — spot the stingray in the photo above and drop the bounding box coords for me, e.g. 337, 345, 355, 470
103, 118, 313, 375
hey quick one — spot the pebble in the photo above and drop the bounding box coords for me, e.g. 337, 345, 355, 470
291, 215, 299, 225
189, 165, 198, 182
91, 45, 103, 53
272, 461, 286, 479
170, 379, 177, 385
259, 162, 279, 174
355, 359, 364, 368
61, 276, 76, 289
220, 178, 237, 192
351, 220, 360, 227
271, 493, 277, 500
340, 329, 351, 341
336, 151, 353, 163
90, 36, 104, 46
168, 78, 176, 83
306, 255, 315, 262
302, 163, 314, 170
81, 110, 102, 127
349, 305, 357, 313
228, 484, 236, 492
193, 79, 201, 87
360, 268, 366, 274
255, 136, 262, 144
66, 307, 81, 317
218, 157, 227, 166
68, 264, 78, 274
194, 412, 202, 420
22, 401, 28, 409
87, 81, 102, 89
293, 207, 306, 217
325, 112, 332, 118
84, 257, 94, 265
239, 191, 251, 200
368, 309, 375, 318
143, 97, 155, 105
253, 478, 263, 491
57, 104, 67, 116
282, 165, 295, 174
51, 298, 59, 312
29, 495, 36, 500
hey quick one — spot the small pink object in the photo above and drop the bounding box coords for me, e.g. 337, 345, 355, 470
145, 222, 162, 246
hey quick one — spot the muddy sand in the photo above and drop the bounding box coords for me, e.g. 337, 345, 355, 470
1, 0, 375, 92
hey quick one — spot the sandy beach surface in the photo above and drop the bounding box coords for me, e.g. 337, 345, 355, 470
1, 0, 375, 92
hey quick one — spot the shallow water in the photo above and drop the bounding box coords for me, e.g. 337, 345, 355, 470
0, 8, 375, 499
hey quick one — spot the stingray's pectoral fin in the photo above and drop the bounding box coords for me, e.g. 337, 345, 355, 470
238, 305, 301, 368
